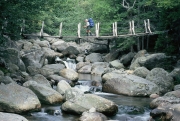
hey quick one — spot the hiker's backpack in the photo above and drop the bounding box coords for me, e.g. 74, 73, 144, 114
88, 18, 94, 27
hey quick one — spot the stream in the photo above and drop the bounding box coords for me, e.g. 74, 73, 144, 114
24, 74, 152, 121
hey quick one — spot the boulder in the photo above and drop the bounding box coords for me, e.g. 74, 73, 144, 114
31, 74, 51, 88
174, 84, 180, 90
146, 68, 174, 95
0, 70, 4, 76
91, 62, 110, 75
26, 82, 63, 104
120, 52, 136, 66
131, 50, 147, 63
130, 57, 144, 70
0, 112, 28, 121
60, 68, 78, 82
27, 66, 40, 76
133, 67, 150, 78
41, 64, 65, 75
109, 60, 124, 69
56, 80, 72, 95
62, 93, 118, 115
62, 46, 80, 56
85, 53, 103, 63
51, 40, 67, 52
21, 49, 45, 68
102, 71, 159, 96
76, 62, 91, 70
0, 48, 25, 71
0, 76, 15, 84
76, 56, 84, 62
79, 108, 108, 121
34, 40, 50, 48
170, 68, 180, 85
42, 47, 63, 64
0, 83, 41, 113
138, 53, 172, 70
104, 49, 120, 62
47, 74, 73, 86
78, 65, 92, 74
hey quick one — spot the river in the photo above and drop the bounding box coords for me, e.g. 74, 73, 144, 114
24, 74, 152, 121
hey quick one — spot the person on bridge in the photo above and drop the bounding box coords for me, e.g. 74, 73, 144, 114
84, 19, 92, 36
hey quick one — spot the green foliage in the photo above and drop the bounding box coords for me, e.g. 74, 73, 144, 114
117, 37, 136, 51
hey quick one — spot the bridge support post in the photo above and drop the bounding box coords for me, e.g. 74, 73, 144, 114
40, 21, 44, 38
144, 19, 152, 33
113, 22, 117, 37
129, 20, 135, 35
95, 23, 99, 37
59, 22, 62, 39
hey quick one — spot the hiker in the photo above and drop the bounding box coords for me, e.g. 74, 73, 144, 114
84, 18, 94, 36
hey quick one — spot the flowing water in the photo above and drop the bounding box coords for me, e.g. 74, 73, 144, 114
24, 74, 152, 121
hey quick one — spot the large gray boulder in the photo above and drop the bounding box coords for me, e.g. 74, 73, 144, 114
79, 108, 108, 121
62, 90, 118, 115
0, 112, 28, 121
104, 49, 120, 62
42, 47, 63, 64
34, 40, 50, 48
76, 62, 91, 70
102, 71, 159, 96
21, 49, 45, 68
170, 68, 180, 85
0, 83, 41, 113
62, 46, 80, 56
78, 65, 92, 74
0, 48, 26, 71
146, 68, 174, 95
91, 62, 110, 75
0, 76, 15, 84
133, 67, 150, 78
120, 52, 136, 66
31, 74, 51, 88
85, 53, 103, 63
25, 82, 63, 104
56, 80, 72, 95
109, 60, 124, 69
60, 68, 78, 82
41, 64, 65, 75
138, 53, 171, 70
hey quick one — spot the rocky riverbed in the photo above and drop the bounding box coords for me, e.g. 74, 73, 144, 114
0, 34, 180, 121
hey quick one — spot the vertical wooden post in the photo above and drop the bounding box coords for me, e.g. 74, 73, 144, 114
59, 22, 62, 38
20, 19, 25, 36
144, 20, 148, 33
147, 19, 152, 33
132, 20, 135, 35
115, 22, 117, 37
113, 23, 115, 36
77, 23, 81, 38
40, 21, 44, 37
96, 23, 99, 37
129, 21, 132, 35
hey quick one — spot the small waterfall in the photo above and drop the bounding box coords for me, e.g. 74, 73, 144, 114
66, 58, 76, 70
55, 57, 76, 70
75, 80, 102, 93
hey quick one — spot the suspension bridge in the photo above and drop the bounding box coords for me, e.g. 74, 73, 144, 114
1, 19, 167, 46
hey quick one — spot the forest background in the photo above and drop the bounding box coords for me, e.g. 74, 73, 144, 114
0, 0, 180, 54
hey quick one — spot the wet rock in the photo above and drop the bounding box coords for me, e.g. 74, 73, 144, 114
109, 60, 124, 69
0, 112, 28, 121
62, 93, 118, 115
102, 71, 159, 96
0, 76, 15, 84
85, 53, 103, 63
57, 80, 71, 95
104, 49, 120, 62
133, 67, 150, 78
60, 68, 78, 82
120, 52, 136, 66
0, 83, 41, 113
146, 68, 174, 95
79, 107, 108, 121
26, 83, 63, 104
